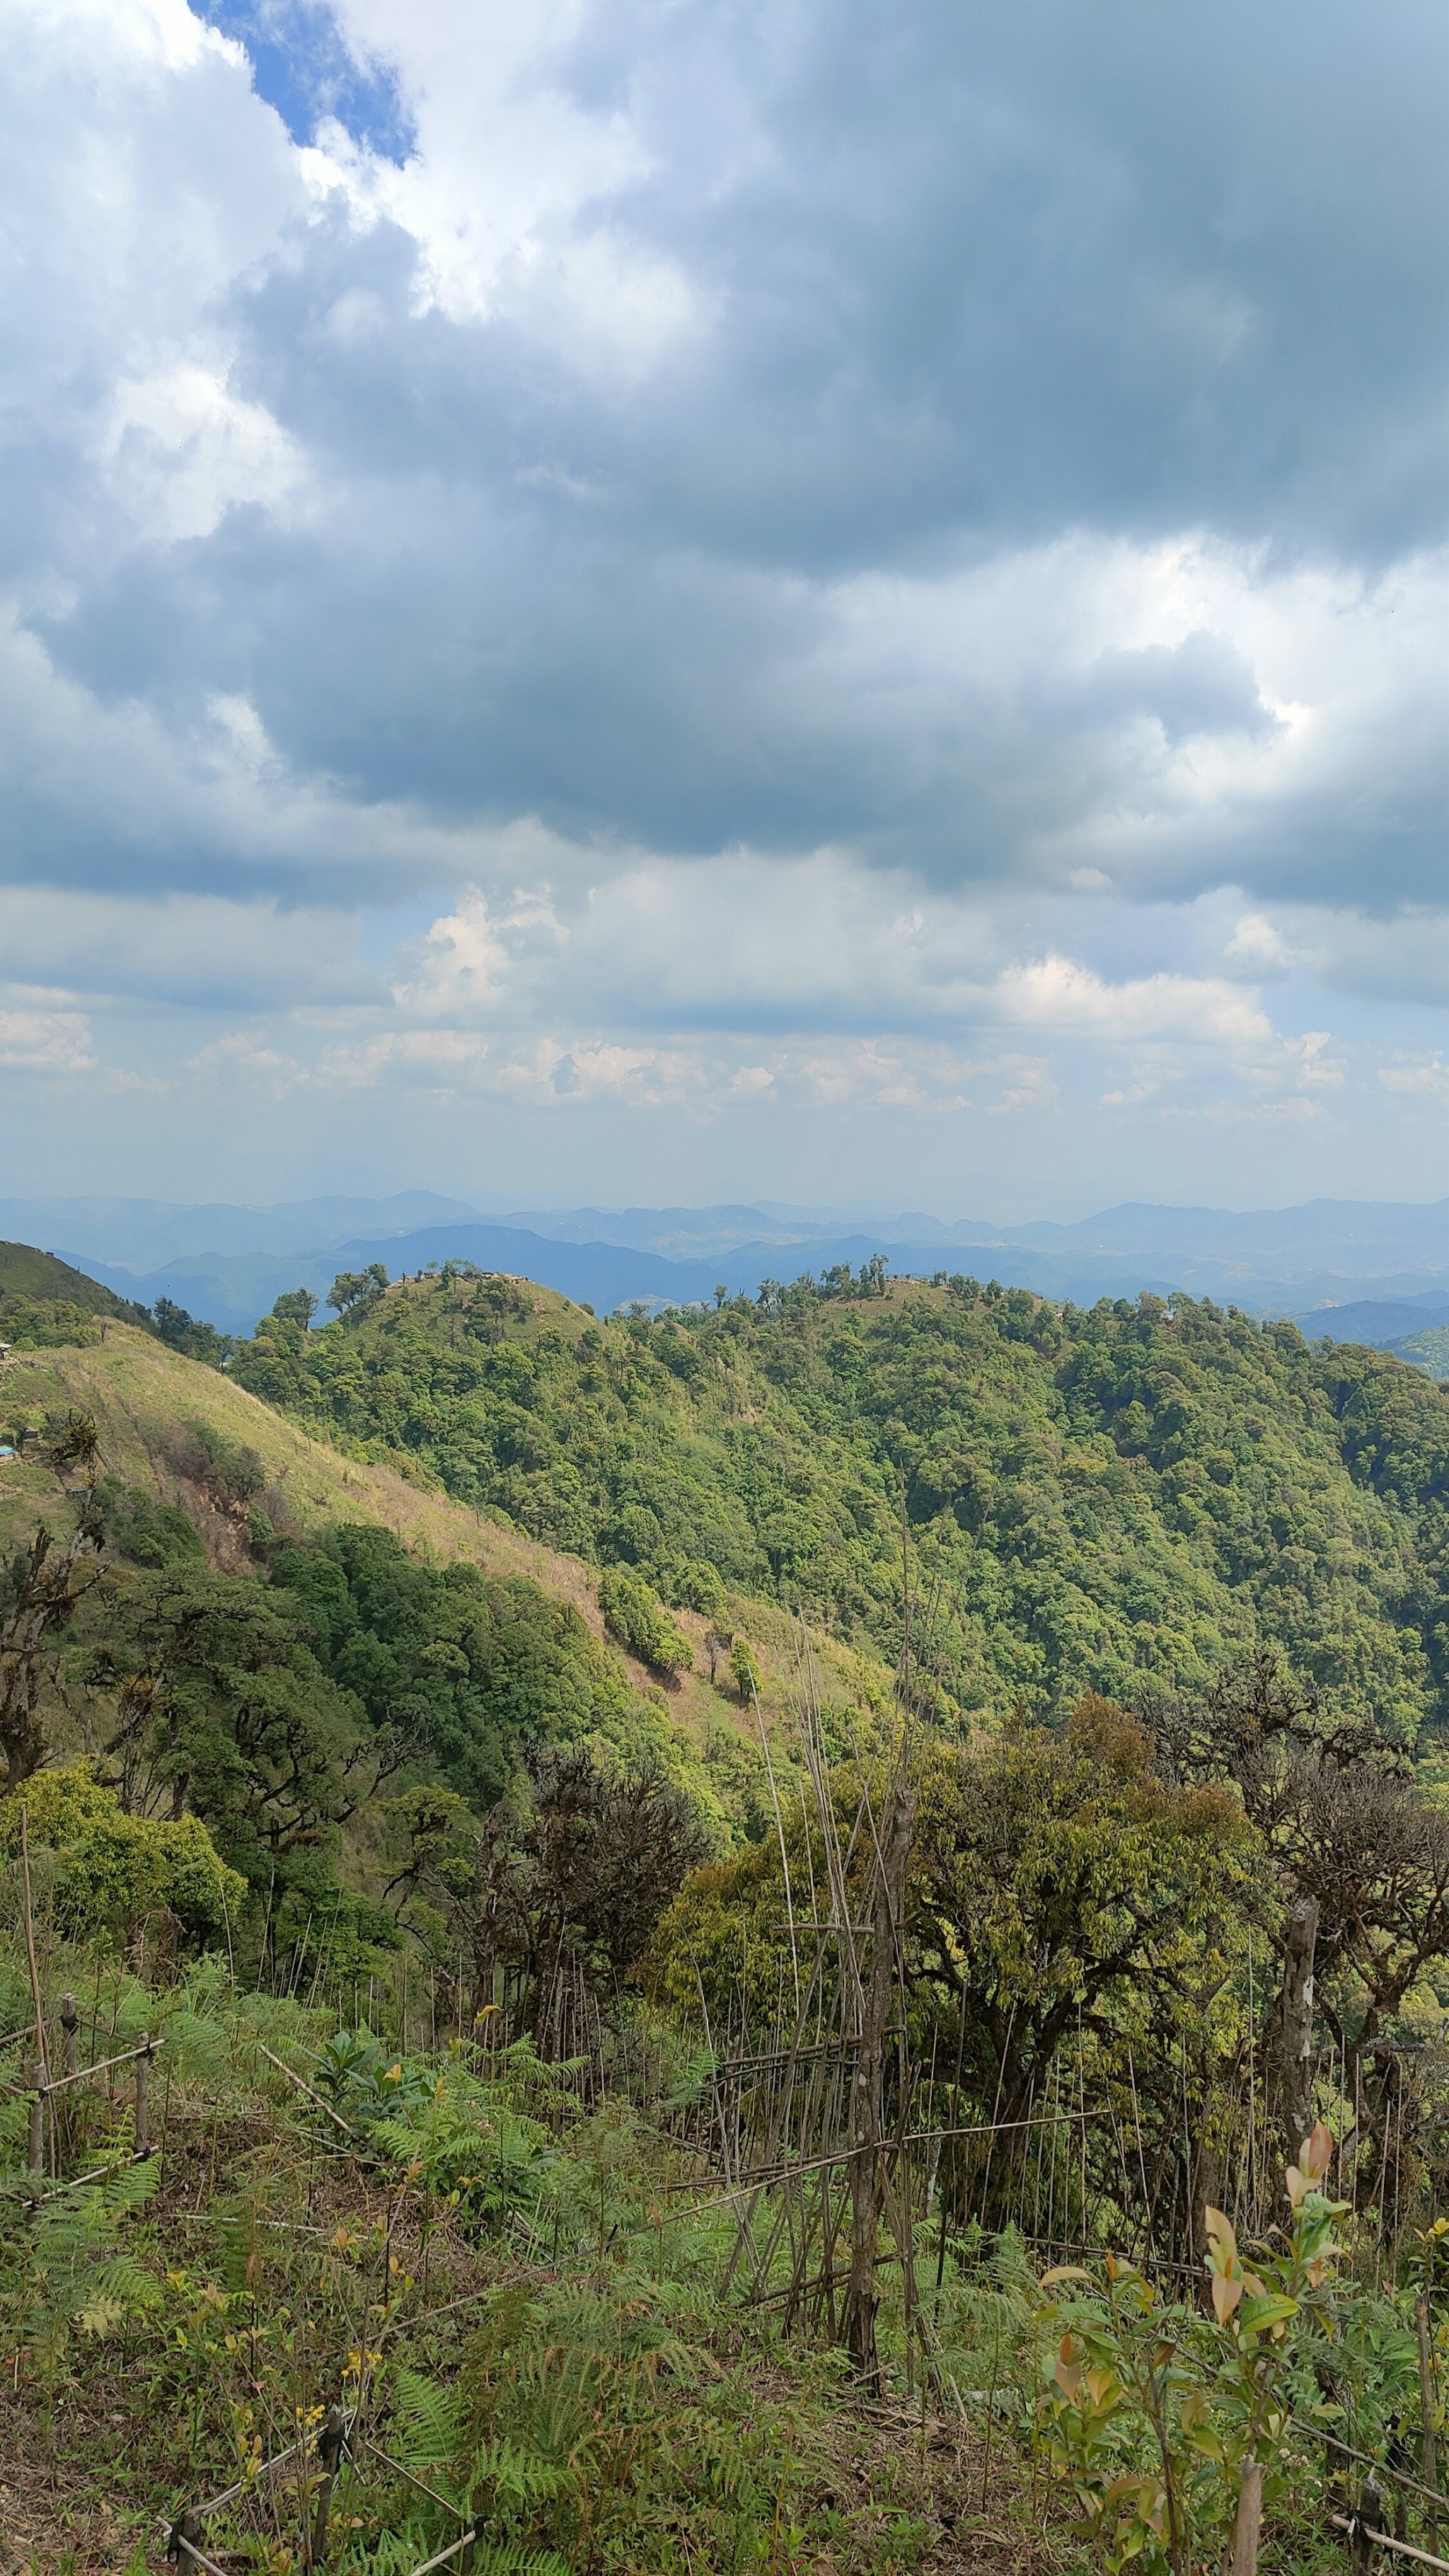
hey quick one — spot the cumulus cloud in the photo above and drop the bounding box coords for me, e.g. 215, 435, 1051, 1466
0, 0, 1441, 1199
0, 997, 96, 1073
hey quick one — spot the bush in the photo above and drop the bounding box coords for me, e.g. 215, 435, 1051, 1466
729, 1636, 761, 1702
0, 1297, 100, 1350
668, 1559, 727, 1619
597, 1569, 693, 1677
0, 1766, 245, 1948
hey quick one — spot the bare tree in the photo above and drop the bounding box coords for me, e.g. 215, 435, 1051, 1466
0, 1509, 103, 1791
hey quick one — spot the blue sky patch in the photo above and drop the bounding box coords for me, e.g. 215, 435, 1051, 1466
195, 0, 414, 164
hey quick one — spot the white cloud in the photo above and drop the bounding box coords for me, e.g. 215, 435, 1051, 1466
0, 0, 1440, 1207
1225, 911, 1293, 971
103, 364, 304, 543
0, 1001, 95, 1072
1380, 1052, 1449, 1105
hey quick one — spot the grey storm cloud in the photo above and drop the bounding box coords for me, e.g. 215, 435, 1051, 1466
3, 0, 1445, 918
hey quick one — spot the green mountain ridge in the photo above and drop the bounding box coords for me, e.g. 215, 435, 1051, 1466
0, 1237, 154, 1332
1393, 1320, 1449, 1381
232, 1266, 1449, 1741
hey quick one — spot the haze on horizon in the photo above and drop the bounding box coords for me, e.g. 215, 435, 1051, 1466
0, 0, 1444, 1221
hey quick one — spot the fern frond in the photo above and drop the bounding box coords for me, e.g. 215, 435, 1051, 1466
469, 2439, 570, 2505
391, 2365, 464, 2474
83, 2253, 163, 2317
469, 2546, 571, 2576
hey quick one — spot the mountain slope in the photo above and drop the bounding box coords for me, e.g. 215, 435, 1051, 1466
0, 1240, 152, 1324
232, 1269, 1449, 1740
0, 1319, 880, 1786
1394, 1323, 1449, 1382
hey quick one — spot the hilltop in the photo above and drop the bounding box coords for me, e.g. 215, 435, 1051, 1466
233, 1264, 1449, 1741
0, 1238, 152, 1329
43, 1189, 1449, 1334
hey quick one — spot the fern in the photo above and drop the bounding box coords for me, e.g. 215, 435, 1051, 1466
391, 2364, 465, 2478
11, 2154, 161, 2387
469, 2546, 571, 2576
469, 2439, 570, 2507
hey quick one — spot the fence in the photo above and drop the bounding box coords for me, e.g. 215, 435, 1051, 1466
162, 2398, 509, 2575
1, 1989, 162, 2195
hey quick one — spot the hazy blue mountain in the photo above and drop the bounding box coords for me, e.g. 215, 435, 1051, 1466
496, 1196, 1449, 1283
995, 1199, 1449, 1277
1292, 1295, 1449, 1346
13, 1191, 482, 1270
43, 1193, 1449, 1334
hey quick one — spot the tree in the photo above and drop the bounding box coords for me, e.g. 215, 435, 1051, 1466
149, 1298, 233, 1367
0, 1515, 103, 1790
328, 1263, 389, 1321
0, 1764, 244, 1948
598, 1568, 693, 1678
47, 1410, 100, 1485
1152, 1651, 1449, 2167
729, 1636, 761, 1702
270, 1288, 318, 1331
907, 1700, 1251, 2205
437, 1744, 709, 2051
77, 1568, 411, 1885
152, 1295, 196, 1348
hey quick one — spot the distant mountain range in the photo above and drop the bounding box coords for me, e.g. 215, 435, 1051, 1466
7, 1190, 1446, 1358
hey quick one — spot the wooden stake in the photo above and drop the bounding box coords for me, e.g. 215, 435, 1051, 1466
134, 2033, 151, 2158
1419, 2294, 1441, 2558
18, 1808, 48, 2083
1230, 2458, 1263, 2576
1352, 2476, 1387, 2576
310, 2405, 348, 2564
27, 2057, 45, 2182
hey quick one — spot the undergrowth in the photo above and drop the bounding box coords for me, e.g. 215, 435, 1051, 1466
0, 1954, 966, 2575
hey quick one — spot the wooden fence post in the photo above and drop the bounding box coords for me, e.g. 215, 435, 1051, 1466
166, 2506, 205, 2568
311, 2405, 348, 2564
1351, 2473, 1385, 2576
134, 2033, 151, 2159
27, 2059, 45, 2186
60, 1994, 78, 2081
1230, 2459, 1263, 2576
1419, 2293, 1441, 2558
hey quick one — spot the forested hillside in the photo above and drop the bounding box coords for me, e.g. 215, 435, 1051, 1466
7, 1263, 1449, 2571
234, 1268, 1449, 1740
0, 1315, 885, 1951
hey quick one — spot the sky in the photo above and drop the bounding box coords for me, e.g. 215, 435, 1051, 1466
0, 0, 1444, 1221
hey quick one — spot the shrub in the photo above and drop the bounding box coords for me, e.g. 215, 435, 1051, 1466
728, 1636, 761, 1702
160, 1419, 265, 1514
597, 1569, 693, 1677
0, 1765, 246, 1947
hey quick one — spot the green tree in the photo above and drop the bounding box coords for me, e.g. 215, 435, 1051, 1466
0, 1764, 243, 1946
728, 1636, 760, 1702
76, 1567, 408, 1887
598, 1568, 693, 1678
328, 1261, 389, 1321
270, 1287, 318, 1330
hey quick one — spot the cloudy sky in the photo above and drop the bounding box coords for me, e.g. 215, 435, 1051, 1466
0, 0, 1444, 1218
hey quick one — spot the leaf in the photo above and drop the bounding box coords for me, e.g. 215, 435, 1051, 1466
1237, 2292, 1298, 2334
1203, 2206, 1238, 2273
1300, 2120, 1334, 2183
1211, 2272, 1245, 2324
1040, 2265, 1095, 2287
